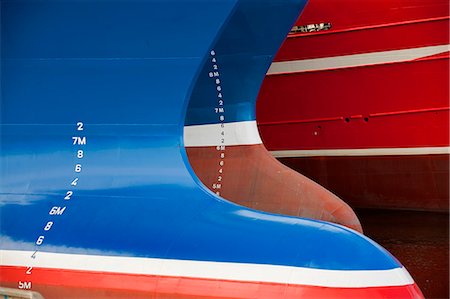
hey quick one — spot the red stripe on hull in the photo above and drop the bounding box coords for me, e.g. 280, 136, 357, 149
276, 0, 449, 61
277, 155, 449, 211
0, 266, 423, 299
186, 144, 362, 232
258, 55, 449, 150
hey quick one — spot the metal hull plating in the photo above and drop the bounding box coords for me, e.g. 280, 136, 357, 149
184, 0, 362, 231
257, 0, 450, 211
186, 144, 362, 231
276, 154, 449, 211
1, 0, 421, 298
0, 264, 424, 299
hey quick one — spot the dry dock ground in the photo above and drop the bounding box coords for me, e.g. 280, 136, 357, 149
356, 209, 449, 299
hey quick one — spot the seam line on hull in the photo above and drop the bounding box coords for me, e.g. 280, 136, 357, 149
270, 147, 450, 158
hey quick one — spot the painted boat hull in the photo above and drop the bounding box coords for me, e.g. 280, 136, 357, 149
184, 0, 363, 231
187, 144, 362, 230
0, 0, 422, 298
257, 0, 450, 211
278, 154, 449, 211
0, 266, 424, 299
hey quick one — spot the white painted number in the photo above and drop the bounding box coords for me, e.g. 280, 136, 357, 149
77, 122, 84, 131
49, 206, 66, 215
72, 137, 87, 145
209, 50, 225, 196
36, 236, 44, 245
71, 178, 79, 186
26, 267, 33, 275
75, 164, 82, 173
64, 191, 73, 200
44, 221, 54, 231
18, 281, 31, 290
77, 150, 84, 159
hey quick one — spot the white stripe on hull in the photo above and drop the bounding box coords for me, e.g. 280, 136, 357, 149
271, 147, 450, 158
0, 250, 413, 288
184, 121, 262, 147
267, 44, 450, 75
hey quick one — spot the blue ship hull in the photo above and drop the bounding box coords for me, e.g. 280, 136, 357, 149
1, 0, 422, 298
183, 0, 363, 232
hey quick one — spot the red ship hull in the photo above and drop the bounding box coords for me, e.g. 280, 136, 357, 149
0, 265, 423, 299
257, 0, 450, 211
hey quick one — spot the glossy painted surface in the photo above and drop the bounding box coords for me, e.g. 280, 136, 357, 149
183, 0, 361, 231
258, 56, 450, 151
185, 0, 305, 126
275, 0, 450, 61
0, 268, 425, 299
187, 144, 362, 231
257, 0, 449, 211
1, 0, 421, 298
